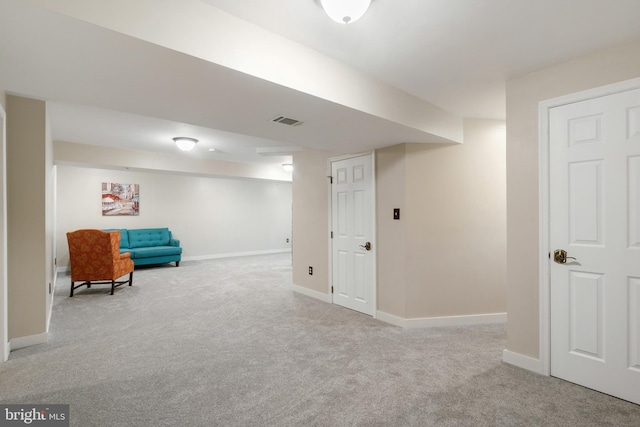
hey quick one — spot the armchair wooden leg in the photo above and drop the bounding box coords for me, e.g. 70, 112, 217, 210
111, 280, 116, 295
176, 261, 180, 267
129, 272, 133, 286
70, 281, 75, 297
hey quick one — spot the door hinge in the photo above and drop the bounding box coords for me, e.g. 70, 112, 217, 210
331, 231, 333, 239
327, 175, 333, 184
331, 286, 334, 294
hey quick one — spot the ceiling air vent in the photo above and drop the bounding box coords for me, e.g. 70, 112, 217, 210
271, 115, 303, 126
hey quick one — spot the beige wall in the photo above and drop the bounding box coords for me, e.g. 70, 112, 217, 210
6, 95, 53, 340
0, 89, 6, 358
375, 144, 407, 317
375, 119, 506, 320
295, 120, 507, 321
291, 148, 337, 294
506, 39, 640, 358
405, 119, 506, 318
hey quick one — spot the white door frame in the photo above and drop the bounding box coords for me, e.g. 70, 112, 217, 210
328, 151, 377, 318
0, 102, 7, 362
538, 76, 640, 376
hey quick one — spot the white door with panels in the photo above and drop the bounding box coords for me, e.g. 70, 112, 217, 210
549, 87, 640, 404
331, 154, 375, 316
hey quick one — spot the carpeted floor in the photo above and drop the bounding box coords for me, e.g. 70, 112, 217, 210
1, 253, 639, 426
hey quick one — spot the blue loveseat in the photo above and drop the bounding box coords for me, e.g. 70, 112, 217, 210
108, 228, 182, 267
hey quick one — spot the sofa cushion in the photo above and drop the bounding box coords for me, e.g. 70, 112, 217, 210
127, 228, 171, 248
127, 246, 182, 259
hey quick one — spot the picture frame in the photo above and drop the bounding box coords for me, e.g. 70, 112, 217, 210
102, 182, 139, 216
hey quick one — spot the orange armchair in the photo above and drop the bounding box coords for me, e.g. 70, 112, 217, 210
66, 229, 134, 296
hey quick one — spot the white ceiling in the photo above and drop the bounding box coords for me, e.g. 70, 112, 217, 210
203, 0, 640, 119
1, 0, 640, 167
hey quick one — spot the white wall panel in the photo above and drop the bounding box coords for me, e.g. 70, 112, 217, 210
569, 161, 603, 245
56, 165, 292, 266
628, 106, 640, 140
354, 252, 365, 302
630, 277, 640, 371
569, 115, 602, 146
353, 190, 364, 238
570, 271, 604, 360
337, 192, 348, 237
337, 250, 348, 297
337, 167, 347, 185
629, 156, 640, 248
353, 165, 364, 183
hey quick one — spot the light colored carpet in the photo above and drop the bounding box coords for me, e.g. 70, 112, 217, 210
1, 253, 639, 426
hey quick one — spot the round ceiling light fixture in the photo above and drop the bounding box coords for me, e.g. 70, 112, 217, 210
320, 0, 371, 24
282, 163, 293, 172
173, 137, 198, 152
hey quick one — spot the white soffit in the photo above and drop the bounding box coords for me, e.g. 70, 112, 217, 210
256, 147, 303, 156
22, 0, 463, 144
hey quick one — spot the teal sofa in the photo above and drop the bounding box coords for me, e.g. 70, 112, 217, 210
108, 228, 182, 267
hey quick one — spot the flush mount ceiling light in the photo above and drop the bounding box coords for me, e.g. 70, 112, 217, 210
173, 137, 198, 152
320, 0, 371, 24
282, 163, 293, 172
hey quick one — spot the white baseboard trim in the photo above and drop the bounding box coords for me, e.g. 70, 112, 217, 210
376, 311, 407, 328
10, 332, 48, 351
291, 284, 332, 303
179, 248, 292, 262
57, 248, 293, 273
405, 312, 507, 328
502, 349, 544, 374
376, 312, 507, 329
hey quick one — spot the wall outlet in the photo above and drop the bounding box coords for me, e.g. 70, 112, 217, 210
309, 266, 313, 275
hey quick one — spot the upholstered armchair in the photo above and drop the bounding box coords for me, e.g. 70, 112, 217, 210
66, 229, 134, 296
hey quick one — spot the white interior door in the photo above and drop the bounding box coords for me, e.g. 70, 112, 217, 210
331, 154, 375, 316
549, 87, 640, 404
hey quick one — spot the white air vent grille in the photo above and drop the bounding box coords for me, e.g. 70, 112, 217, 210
271, 115, 303, 126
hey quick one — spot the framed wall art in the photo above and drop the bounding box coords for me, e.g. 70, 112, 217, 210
102, 182, 139, 216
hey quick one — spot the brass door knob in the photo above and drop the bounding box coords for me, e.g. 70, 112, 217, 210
554, 249, 576, 264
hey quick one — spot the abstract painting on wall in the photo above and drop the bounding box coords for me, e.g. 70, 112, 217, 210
102, 182, 139, 216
